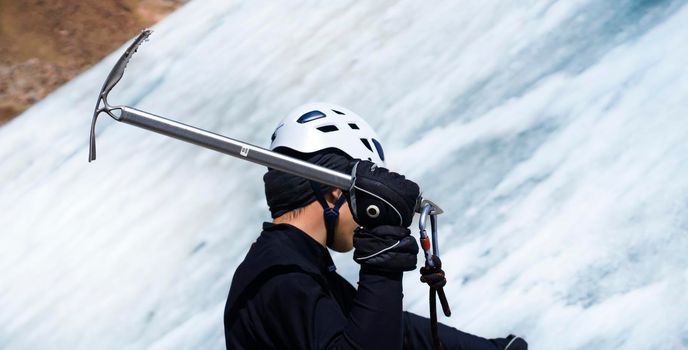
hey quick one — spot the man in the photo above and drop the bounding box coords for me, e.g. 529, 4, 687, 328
224, 103, 527, 349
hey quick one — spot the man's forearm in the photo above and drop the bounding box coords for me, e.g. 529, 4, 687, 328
341, 268, 404, 349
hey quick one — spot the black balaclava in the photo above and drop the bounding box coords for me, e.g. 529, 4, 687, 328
263, 150, 352, 248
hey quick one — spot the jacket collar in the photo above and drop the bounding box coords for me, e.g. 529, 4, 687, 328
261, 222, 337, 274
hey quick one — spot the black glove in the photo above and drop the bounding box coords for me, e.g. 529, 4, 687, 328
347, 160, 420, 228
353, 225, 419, 272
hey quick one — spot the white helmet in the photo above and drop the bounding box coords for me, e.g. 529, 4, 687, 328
269, 102, 386, 166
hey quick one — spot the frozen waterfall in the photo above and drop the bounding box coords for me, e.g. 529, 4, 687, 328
1, 1, 687, 349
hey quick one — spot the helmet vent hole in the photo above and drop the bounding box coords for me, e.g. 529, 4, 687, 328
317, 125, 339, 133
372, 138, 385, 161
348, 123, 360, 130
297, 110, 326, 124
332, 109, 345, 115
360, 138, 373, 151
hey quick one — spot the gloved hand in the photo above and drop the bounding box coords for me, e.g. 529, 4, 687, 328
353, 225, 419, 272
347, 160, 420, 228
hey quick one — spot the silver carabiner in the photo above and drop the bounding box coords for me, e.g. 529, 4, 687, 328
418, 201, 441, 268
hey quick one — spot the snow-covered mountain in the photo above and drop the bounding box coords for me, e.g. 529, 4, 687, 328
1, 1, 687, 349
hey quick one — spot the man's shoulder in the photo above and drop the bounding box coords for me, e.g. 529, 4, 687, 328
238, 231, 310, 272
225, 256, 324, 331
237, 224, 326, 276
225, 226, 324, 313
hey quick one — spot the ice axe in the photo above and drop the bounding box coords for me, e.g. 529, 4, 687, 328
87, 29, 451, 343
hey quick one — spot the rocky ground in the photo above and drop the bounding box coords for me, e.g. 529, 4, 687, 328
0, 0, 188, 125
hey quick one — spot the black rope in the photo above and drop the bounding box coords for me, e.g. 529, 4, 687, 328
430, 288, 442, 350
421, 255, 451, 350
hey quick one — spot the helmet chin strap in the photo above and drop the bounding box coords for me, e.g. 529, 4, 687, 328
309, 181, 347, 248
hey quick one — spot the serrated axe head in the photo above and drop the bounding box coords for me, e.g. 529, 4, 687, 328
89, 29, 152, 162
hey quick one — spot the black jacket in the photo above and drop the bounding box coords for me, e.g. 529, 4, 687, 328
224, 223, 525, 349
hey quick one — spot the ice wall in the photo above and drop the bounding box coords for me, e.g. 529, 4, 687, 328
1, 1, 687, 348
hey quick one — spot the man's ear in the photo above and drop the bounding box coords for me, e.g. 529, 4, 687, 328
325, 188, 343, 204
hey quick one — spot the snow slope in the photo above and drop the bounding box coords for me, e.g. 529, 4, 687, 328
1, 0, 687, 348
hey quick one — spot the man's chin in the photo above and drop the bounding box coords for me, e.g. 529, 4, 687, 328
331, 244, 354, 253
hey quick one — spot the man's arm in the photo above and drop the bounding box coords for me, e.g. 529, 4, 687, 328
402, 312, 528, 350
264, 270, 404, 349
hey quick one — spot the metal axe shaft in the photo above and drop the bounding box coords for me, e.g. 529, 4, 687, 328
118, 106, 354, 190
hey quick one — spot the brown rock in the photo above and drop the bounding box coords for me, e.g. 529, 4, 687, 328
0, 0, 189, 126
